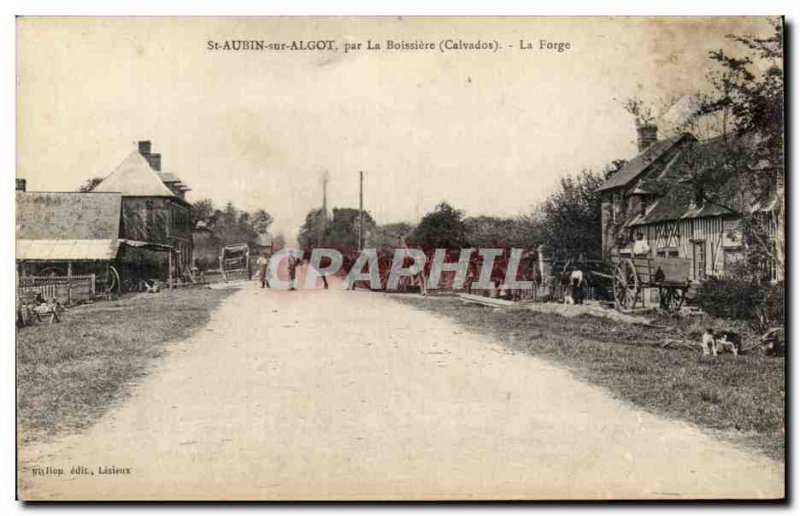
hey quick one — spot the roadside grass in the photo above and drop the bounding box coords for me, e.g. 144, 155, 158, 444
396, 297, 785, 461
16, 287, 234, 444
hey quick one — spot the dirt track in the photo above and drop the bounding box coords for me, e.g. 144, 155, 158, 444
18, 277, 784, 500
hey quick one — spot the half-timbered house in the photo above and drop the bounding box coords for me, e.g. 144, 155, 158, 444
598, 125, 778, 283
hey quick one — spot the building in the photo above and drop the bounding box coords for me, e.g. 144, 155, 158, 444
597, 125, 778, 282
16, 140, 193, 291
16, 188, 122, 275
92, 140, 194, 285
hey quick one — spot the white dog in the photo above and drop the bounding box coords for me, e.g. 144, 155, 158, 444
701, 329, 741, 356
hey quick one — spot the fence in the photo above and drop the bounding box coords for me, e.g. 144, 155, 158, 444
17, 274, 96, 305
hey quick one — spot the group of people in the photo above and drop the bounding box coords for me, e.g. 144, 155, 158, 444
254, 251, 328, 291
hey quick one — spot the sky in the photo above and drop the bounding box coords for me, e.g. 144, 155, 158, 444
16, 16, 776, 238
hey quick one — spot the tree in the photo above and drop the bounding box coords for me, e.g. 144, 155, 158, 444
78, 177, 104, 192
326, 208, 375, 250
602, 159, 628, 180
463, 216, 534, 249
298, 207, 375, 251
411, 202, 467, 249
683, 20, 784, 280
298, 208, 328, 249
251, 209, 274, 233
621, 98, 656, 129
192, 198, 215, 225
368, 222, 415, 248
535, 170, 605, 259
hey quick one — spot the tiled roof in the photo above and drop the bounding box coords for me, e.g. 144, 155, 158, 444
629, 137, 776, 225
597, 134, 693, 192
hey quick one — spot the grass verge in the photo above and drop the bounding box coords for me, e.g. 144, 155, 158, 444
396, 296, 785, 461
17, 287, 234, 444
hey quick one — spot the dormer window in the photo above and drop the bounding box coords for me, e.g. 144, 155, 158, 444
640, 195, 649, 217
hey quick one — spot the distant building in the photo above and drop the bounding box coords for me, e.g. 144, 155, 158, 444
254, 230, 274, 254
597, 126, 778, 282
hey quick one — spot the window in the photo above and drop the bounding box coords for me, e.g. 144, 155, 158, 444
640, 196, 649, 217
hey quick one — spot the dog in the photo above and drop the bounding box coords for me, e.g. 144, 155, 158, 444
701, 329, 742, 356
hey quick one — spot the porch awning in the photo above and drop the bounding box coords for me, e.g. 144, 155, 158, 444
16, 239, 119, 261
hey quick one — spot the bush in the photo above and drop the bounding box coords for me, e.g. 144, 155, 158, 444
695, 278, 785, 330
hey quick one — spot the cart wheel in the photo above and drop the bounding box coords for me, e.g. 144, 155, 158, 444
106, 265, 121, 295
613, 258, 639, 311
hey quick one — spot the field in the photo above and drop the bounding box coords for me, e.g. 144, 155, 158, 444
16, 287, 234, 444
397, 296, 785, 460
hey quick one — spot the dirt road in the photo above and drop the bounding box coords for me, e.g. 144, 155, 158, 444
18, 278, 784, 500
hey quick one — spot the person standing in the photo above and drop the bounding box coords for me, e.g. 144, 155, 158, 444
287, 254, 299, 291
632, 232, 651, 256
257, 252, 270, 288
318, 252, 330, 290
570, 268, 585, 305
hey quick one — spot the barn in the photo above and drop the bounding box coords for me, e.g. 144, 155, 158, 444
16, 189, 123, 300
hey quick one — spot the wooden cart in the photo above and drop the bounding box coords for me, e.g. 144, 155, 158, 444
604, 252, 693, 312
220, 243, 251, 282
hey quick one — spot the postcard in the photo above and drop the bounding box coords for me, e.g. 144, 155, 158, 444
15, 16, 785, 500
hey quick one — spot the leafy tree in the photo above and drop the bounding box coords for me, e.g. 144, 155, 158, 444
368, 222, 415, 248
326, 208, 375, 250
298, 208, 329, 249
535, 170, 605, 259
192, 198, 273, 252
464, 216, 535, 249
411, 202, 467, 249
602, 159, 628, 180
683, 20, 784, 280
298, 207, 375, 251
251, 209, 274, 233
192, 198, 215, 225
78, 177, 104, 192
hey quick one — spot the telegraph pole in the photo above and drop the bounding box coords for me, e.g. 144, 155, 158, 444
318, 171, 329, 247
358, 171, 364, 251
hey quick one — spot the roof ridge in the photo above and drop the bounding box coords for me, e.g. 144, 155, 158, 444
93, 151, 176, 197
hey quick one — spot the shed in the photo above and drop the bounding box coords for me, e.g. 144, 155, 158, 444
16, 191, 122, 264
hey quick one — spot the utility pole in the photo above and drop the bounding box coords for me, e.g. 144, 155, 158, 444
358, 171, 364, 251
318, 171, 329, 247
321, 171, 329, 217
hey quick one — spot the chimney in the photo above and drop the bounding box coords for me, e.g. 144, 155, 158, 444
16, 178, 26, 192
138, 140, 152, 156
637, 124, 658, 152
149, 153, 161, 171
